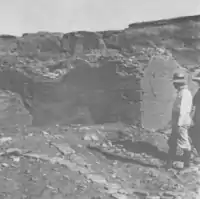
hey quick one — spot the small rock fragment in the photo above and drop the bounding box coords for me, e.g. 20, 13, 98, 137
102, 143, 108, 148
111, 173, 117, 178
123, 188, 134, 195
54, 134, 64, 139
1, 163, 9, 168
91, 197, 102, 199
178, 165, 199, 175
107, 141, 113, 146
51, 143, 75, 155
173, 162, 184, 169
118, 188, 128, 195
50, 157, 77, 169
86, 174, 107, 184
175, 197, 184, 199
78, 167, 90, 174
145, 196, 160, 199
111, 193, 128, 199
105, 183, 121, 190
70, 154, 88, 167
24, 153, 49, 161
112, 161, 118, 165
91, 134, 99, 141
105, 183, 122, 194
83, 133, 99, 141
79, 126, 91, 131
83, 135, 92, 141
162, 191, 185, 198
12, 157, 20, 162
4, 148, 22, 156
147, 169, 159, 177
134, 190, 149, 197
0, 137, 12, 144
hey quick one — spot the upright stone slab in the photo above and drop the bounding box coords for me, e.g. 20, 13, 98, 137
141, 57, 180, 130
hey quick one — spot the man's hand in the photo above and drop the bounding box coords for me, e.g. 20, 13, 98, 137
191, 106, 196, 119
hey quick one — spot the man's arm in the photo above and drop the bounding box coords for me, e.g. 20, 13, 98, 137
178, 90, 193, 126
191, 105, 196, 119
191, 92, 198, 119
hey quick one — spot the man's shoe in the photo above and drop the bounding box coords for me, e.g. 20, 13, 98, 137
165, 147, 176, 170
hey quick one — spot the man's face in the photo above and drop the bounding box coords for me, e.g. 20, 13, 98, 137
173, 82, 184, 90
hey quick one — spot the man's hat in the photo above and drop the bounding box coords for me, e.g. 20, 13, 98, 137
173, 72, 186, 84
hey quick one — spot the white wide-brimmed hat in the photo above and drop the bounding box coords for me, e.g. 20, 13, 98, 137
173, 72, 186, 84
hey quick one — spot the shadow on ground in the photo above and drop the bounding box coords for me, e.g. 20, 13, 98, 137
113, 140, 168, 161
89, 146, 159, 168
89, 139, 185, 168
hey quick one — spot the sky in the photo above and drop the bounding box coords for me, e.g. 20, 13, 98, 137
0, 0, 200, 36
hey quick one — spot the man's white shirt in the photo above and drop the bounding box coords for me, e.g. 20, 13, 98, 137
172, 86, 193, 127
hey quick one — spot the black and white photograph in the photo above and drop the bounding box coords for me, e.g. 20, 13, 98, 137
0, 0, 199, 198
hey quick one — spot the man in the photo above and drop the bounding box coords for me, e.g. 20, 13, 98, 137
166, 72, 193, 169
189, 72, 200, 156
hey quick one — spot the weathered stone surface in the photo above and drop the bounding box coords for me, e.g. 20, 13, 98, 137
0, 16, 199, 130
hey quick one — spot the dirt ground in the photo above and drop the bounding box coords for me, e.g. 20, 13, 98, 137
0, 119, 200, 199
0, 92, 199, 199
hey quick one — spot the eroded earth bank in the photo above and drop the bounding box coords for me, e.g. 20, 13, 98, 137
0, 15, 200, 198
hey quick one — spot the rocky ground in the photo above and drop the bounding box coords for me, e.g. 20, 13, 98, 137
0, 122, 200, 199
0, 90, 199, 199
0, 15, 200, 198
